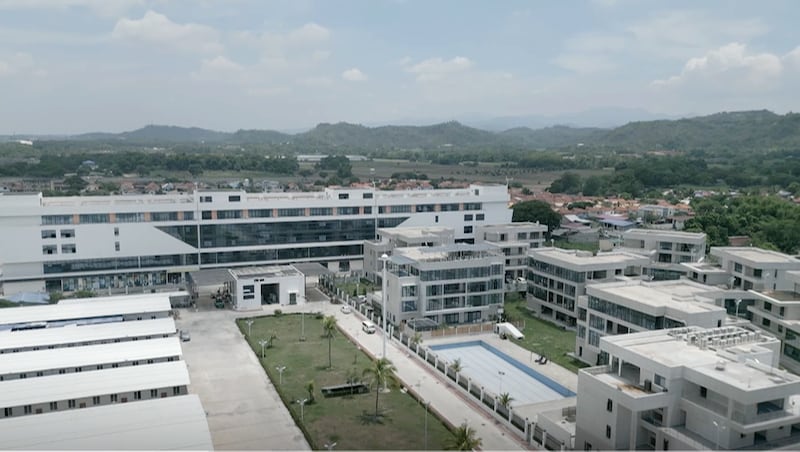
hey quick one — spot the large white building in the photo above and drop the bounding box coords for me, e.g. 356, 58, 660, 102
747, 271, 800, 375
0, 184, 511, 295
382, 244, 505, 327
526, 248, 647, 328
575, 279, 729, 365
708, 247, 800, 292
576, 326, 800, 451
363, 226, 455, 283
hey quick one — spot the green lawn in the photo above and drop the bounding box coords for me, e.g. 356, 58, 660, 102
503, 295, 589, 374
237, 314, 454, 450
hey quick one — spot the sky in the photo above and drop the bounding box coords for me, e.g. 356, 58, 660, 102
0, 0, 798, 134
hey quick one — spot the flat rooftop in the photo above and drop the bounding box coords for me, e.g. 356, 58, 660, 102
0, 337, 182, 376
624, 228, 706, 240
0, 361, 190, 407
229, 265, 301, 278
588, 280, 725, 314
393, 244, 498, 263
531, 248, 648, 268
0, 395, 213, 450
379, 226, 453, 238
758, 291, 800, 302
0, 318, 176, 352
712, 247, 800, 265
0, 295, 172, 327
600, 327, 798, 392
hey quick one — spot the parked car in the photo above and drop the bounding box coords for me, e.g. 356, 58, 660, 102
180, 330, 191, 342
341, 305, 352, 314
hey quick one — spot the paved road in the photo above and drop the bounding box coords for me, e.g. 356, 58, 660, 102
176, 309, 309, 450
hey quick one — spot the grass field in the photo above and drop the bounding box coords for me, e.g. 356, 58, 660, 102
237, 314, 454, 450
503, 295, 589, 374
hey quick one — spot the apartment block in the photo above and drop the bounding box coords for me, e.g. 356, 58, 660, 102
709, 247, 800, 292
576, 326, 800, 451
475, 222, 547, 282
621, 229, 707, 280
526, 248, 647, 328
748, 271, 800, 375
575, 279, 728, 365
382, 244, 505, 327
363, 226, 455, 283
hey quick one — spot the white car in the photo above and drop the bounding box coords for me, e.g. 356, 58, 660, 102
340, 305, 352, 314
180, 330, 191, 342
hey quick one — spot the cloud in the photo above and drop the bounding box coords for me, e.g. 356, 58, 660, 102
405, 56, 473, 82
341, 68, 367, 82
0, 52, 45, 78
653, 42, 785, 89
0, 0, 141, 17
112, 10, 223, 54
191, 55, 245, 82
288, 22, 330, 44
553, 54, 616, 74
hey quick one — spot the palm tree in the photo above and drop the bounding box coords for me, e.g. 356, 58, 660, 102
362, 357, 399, 418
346, 367, 360, 396
443, 422, 482, 451
448, 358, 463, 384
322, 315, 337, 369
306, 380, 316, 403
410, 331, 423, 352
498, 392, 514, 408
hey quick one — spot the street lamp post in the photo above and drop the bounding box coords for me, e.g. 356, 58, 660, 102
297, 398, 308, 422
381, 253, 390, 359
276, 366, 286, 385
258, 339, 268, 359
245, 319, 254, 337
498, 370, 506, 394
734, 298, 743, 318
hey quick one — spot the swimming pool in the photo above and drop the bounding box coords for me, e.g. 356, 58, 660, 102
430, 340, 574, 405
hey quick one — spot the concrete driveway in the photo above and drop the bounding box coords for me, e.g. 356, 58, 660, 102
176, 309, 309, 450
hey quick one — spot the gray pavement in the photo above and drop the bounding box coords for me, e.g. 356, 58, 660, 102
176, 309, 309, 450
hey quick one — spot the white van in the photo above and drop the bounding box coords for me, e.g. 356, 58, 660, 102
361, 320, 376, 334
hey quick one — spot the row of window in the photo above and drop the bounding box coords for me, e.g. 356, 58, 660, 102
424, 293, 502, 311
418, 264, 504, 282
43, 212, 196, 225
42, 244, 76, 255
43, 254, 198, 274
41, 229, 75, 239
588, 296, 684, 331
2, 386, 183, 418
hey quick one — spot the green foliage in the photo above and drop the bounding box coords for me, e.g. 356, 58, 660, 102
548, 172, 582, 194
498, 392, 514, 408
322, 315, 338, 369
306, 380, 316, 404
512, 200, 562, 233
274, 309, 283, 317
443, 423, 482, 451
316, 155, 352, 178
362, 357, 400, 418
686, 195, 800, 253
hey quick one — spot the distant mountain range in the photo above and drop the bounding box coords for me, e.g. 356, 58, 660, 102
3, 110, 799, 152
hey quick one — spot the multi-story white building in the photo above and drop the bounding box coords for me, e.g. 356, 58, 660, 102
363, 226, 455, 283
576, 326, 800, 451
620, 229, 707, 280
526, 248, 647, 328
475, 222, 547, 283
0, 184, 510, 296
747, 271, 800, 375
382, 244, 505, 327
575, 280, 729, 365
709, 247, 800, 292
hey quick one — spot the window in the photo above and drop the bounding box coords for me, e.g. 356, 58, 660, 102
115, 242, 120, 251
150, 212, 178, 221
201, 211, 213, 220
338, 193, 349, 200
24, 405, 31, 414
50, 402, 58, 411
363, 192, 373, 199
228, 195, 241, 202
764, 302, 772, 312
654, 374, 665, 387
114, 227, 119, 236
183, 211, 194, 220
464, 226, 473, 234
41, 229, 57, 239
734, 262, 743, 273
363, 206, 372, 214
43, 215, 72, 225
92, 396, 100, 405
151, 389, 158, 398
606, 399, 613, 412
337, 207, 359, 215
310, 207, 333, 216
61, 244, 77, 254
700, 386, 707, 398
780, 307, 785, 317
248, 209, 273, 218
762, 318, 771, 327
116, 212, 144, 223
476, 214, 485, 221
60, 229, 75, 238
201, 196, 212, 203
217, 210, 242, 219
134, 391, 142, 400
173, 386, 182, 395
110, 394, 118, 402
464, 214, 473, 221
606, 425, 611, 439
42, 245, 57, 255
277, 208, 304, 217
68, 399, 76, 408
4, 408, 12, 417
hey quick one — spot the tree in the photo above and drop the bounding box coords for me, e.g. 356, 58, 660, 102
547, 172, 582, 194
362, 357, 399, 418
443, 422, 482, 451
448, 358, 463, 373
345, 367, 361, 396
410, 332, 423, 351
322, 315, 337, 369
512, 200, 562, 235
306, 380, 316, 403
498, 392, 514, 408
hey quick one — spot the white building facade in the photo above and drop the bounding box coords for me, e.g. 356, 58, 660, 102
526, 248, 647, 328
575, 279, 728, 365
0, 184, 511, 295
475, 222, 547, 283
363, 226, 455, 283
621, 229, 707, 280
383, 244, 505, 327
576, 326, 800, 451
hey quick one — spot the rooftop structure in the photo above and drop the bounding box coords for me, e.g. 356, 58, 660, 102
0, 294, 172, 330
0, 395, 213, 450
475, 222, 547, 284
576, 326, 800, 451
363, 226, 455, 283
0, 317, 176, 354
228, 265, 306, 310
710, 246, 800, 292
526, 248, 647, 328
0, 337, 182, 380
575, 279, 729, 365
620, 228, 707, 280
0, 184, 510, 295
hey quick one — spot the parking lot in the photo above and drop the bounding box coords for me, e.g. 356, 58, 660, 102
176, 309, 309, 450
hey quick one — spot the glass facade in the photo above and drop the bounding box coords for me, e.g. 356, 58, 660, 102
200, 244, 363, 265
44, 253, 199, 274
150, 212, 179, 222
116, 212, 145, 223
198, 219, 376, 248
529, 258, 586, 282
42, 215, 73, 225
